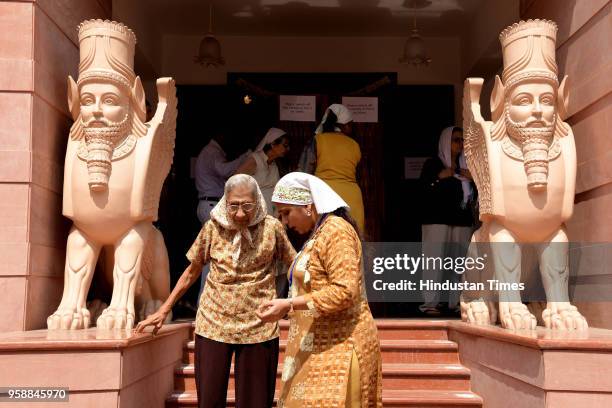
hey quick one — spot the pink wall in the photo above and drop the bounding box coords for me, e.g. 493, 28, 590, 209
520, 0, 612, 328
0, 0, 110, 332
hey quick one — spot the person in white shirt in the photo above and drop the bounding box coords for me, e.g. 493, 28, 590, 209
235, 127, 290, 216
235, 128, 291, 298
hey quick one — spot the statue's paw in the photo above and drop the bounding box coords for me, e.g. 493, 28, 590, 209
47, 307, 90, 330
543, 304, 588, 331
461, 300, 491, 325
96, 307, 135, 330
500, 302, 537, 330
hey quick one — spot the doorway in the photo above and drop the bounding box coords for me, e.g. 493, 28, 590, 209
158, 73, 455, 317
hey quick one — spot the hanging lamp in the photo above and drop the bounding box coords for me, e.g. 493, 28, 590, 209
194, 4, 225, 67
399, 0, 432, 66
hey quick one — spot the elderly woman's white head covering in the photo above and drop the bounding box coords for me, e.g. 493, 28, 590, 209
438, 126, 473, 208
315, 103, 353, 134
272, 172, 349, 214
255, 127, 286, 152
210, 174, 267, 265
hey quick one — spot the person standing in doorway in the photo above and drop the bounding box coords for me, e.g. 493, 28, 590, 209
234, 127, 290, 216
419, 126, 477, 316
302, 104, 365, 234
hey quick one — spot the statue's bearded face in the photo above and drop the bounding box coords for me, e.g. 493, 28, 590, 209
79, 82, 132, 192
507, 82, 555, 129
504, 81, 557, 190
80, 82, 131, 134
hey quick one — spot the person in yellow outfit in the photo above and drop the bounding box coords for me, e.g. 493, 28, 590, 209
301, 104, 365, 234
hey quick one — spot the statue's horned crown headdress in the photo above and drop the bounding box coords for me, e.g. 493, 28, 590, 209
499, 19, 558, 90
76, 19, 137, 90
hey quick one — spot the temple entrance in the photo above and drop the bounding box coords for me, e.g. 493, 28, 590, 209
156, 73, 455, 317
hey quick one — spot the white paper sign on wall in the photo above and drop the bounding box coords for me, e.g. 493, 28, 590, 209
279, 95, 316, 122
404, 157, 429, 179
341, 97, 378, 123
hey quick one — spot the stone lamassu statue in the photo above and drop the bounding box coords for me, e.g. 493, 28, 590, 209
460, 20, 587, 330
47, 20, 176, 330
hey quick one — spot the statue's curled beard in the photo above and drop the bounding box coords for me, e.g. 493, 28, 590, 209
81, 111, 131, 192
505, 113, 555, 191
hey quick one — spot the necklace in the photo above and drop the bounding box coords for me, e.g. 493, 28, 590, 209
287, 214, 329, 290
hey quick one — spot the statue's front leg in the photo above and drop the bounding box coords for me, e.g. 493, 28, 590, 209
97, 222, 151, 330
461, 227, 494, 325
48, 227, 101, 329
490, 222, 536, 330
539, 228, 588, 330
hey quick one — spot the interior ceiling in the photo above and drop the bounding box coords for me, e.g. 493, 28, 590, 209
124, 0, 485, 37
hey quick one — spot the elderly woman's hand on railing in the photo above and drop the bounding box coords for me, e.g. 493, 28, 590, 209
134, 305, 171, 335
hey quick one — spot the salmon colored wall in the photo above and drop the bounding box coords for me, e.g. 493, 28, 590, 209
520, 0, 612, 328
0, 0, 110, 332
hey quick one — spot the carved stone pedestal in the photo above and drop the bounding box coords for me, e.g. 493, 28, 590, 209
448, 322, 612, 407
0, 322, 191, 407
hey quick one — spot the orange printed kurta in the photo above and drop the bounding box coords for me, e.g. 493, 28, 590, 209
279, 215, 382, 408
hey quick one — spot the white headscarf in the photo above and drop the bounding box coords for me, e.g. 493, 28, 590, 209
255, 127, 286, 152
315, 104, 353, 134
210, 174, 268, 265
438, 126, 473, 208
272, 172, 349, 214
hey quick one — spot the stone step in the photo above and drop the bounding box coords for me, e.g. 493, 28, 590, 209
183, 339, 459, 365
383, 390, 483, 407
166, 389, 483, 407
174, 363, 471, 392
188, 319, 450, 341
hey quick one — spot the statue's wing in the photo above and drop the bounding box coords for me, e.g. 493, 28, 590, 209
463, 78, 494, 216
132, 78, 177, 219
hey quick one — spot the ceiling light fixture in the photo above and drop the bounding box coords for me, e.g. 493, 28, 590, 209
194, 4, 225, 68
399, 0, 432, 67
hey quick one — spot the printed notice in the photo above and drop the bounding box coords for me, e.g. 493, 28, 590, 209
279, 95, 316, 122
404, 157, 428, 179
341, 97, 378, 123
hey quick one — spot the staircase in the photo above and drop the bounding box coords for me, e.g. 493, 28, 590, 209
166, 320, 483, 407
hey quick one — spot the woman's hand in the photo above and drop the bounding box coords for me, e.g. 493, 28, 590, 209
134, 306, 170, 335
256, 299, 291, 323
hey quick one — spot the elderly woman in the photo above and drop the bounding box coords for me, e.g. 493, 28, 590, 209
257, 172, 382, 408
136, 174, 296, 408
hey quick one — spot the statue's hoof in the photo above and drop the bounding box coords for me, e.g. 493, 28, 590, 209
543, 306, 588, 330
47, 308, 90, 330
500, 303, 537, 330
96, 307, 135, 330
461, 301, 491, 325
